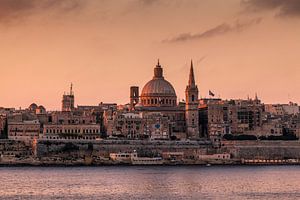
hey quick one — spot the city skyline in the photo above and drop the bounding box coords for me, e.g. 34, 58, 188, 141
2, 3, 300, 198
1, 0, 300, 110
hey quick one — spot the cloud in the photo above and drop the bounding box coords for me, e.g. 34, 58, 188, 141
139, 0, 159, 6
0, 0, 85, 24
163, 18, 262, 43
241, 0, 300, 17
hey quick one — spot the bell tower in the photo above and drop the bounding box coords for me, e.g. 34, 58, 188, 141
130, 86, 139, 109
185, 60, 199, 139
62, 83, 75, 112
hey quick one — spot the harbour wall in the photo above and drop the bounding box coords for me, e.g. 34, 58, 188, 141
3, 139, 300, 165
222, 141, 300, 159
35, 139, 212, 159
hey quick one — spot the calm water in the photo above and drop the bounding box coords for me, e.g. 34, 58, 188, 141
0, 166, 300, 200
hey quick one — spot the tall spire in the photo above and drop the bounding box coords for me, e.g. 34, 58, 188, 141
188, 60, 196, 87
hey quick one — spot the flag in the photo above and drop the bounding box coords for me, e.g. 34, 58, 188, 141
209, 90, 215, 97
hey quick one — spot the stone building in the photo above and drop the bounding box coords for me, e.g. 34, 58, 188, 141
106, 111, 171, 139
265, 102, 299, 116
8, 120, 40, 142
199, 98, 230, 146
229, 98, 263, 134
42, 123, 101, 140
106, 112, 142, 138
0, 115, 7, 138
199, 97, 263, 139
42, 110, 101, 140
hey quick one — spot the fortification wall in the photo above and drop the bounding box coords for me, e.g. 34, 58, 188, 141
35, 139, 212, 159
222, 141, 300, 159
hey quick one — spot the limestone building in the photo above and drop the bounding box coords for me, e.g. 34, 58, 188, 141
8, 120, 40, 142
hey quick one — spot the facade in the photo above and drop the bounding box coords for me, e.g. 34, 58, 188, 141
42, 123, 101, 140
49, 111, 96, 125
265, 103, 299, 116
42, 110, 101, 140
0, 115, 7, 138
230, 98, 263, 134
106, 111, 171, 139
106, 112, 143, 138
8, 120, 40, 142
199, 98, 263, 141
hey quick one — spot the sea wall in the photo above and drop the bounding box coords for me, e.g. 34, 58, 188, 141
3, 139, 300, 165
35, 139, 212, 159
222, 141, 300, 159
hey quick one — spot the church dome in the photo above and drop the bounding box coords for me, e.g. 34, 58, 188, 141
29, 103, 38, 111
141, 78, 176, 97
140, 61, 177, 107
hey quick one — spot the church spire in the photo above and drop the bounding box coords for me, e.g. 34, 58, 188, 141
188, 60, 196, 87
185, 59, 199, 139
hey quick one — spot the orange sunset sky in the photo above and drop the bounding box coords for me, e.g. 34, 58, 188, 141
0, 0, 300, 110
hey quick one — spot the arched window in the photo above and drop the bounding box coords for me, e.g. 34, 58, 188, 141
155, 99, 158, 104
151, 99, 154, 104
192, 95, 195, 102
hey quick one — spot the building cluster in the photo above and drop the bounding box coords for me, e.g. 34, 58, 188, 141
1, 60, 300, 144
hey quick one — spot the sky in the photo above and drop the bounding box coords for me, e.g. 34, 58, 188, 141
0, 0, 300, 110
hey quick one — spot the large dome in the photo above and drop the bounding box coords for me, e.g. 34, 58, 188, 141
140, 61, 177, 107
141, 78, 176, 97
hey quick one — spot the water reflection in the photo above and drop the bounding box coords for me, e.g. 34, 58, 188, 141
0, 166, 300, 199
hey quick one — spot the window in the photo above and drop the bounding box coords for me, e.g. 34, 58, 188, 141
192, 95, 195, 102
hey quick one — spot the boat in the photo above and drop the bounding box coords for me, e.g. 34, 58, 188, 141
131, 157, 163, 165
110, 150, 164, 165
